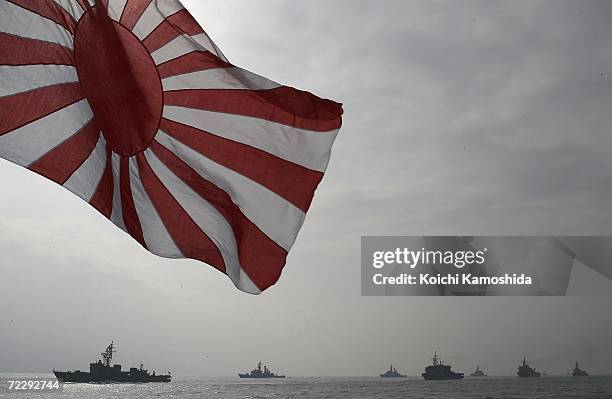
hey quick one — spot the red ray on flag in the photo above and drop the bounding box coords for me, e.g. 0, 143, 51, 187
0, 0, 343, 294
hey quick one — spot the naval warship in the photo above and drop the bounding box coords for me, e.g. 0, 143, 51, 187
380, 365, 406, 378
53, 342, 171, 383
422, 352, 464, 380
238, 361, 285, 378
470, 365, 487, 377
516, 357, 541, 378
572, 361, 589, 377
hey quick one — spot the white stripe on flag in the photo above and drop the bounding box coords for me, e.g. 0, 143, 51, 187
106, 0, 127, 22
155, 129, 305, 252
144, 148, 261, 294
132, 0, 184, 40
163, 105, 338, 172
64, 134, 107, 202
0, 99, 92, 167
52, 0, 84, 21
0, 65, 78, 98
162, 67, 281, 91
110, 152, 127, 232
0, 0, 74, 48
128, 156, 183, 258
152, 33, 218, 65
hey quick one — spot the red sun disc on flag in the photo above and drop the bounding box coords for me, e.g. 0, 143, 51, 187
74, 5, 163, 156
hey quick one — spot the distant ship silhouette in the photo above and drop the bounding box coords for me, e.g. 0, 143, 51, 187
422, 352, 464, 380
470, 365, 487, 377
53, 341, 171, 383
517, 357, 541, 378
238, 361, 285, 378
572, 361, 589, 377
380, 365, 406, 378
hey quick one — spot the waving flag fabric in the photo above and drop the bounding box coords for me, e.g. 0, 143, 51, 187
0, 0, 343, 294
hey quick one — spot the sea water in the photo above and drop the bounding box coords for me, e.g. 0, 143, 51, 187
1, 375, 612, 399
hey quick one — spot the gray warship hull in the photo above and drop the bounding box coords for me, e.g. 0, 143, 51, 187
422, 372, 464, 380
53, 370, 171, 383
238, 374, 285, 378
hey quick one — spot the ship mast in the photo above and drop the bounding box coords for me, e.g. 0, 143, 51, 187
432, 352, 439, 366
101, 341, 116, 367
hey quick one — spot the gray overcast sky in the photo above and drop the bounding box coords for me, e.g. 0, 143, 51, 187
1, 0, 612, 377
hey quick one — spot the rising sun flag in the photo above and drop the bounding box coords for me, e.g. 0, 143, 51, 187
0, 0, 343, 294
